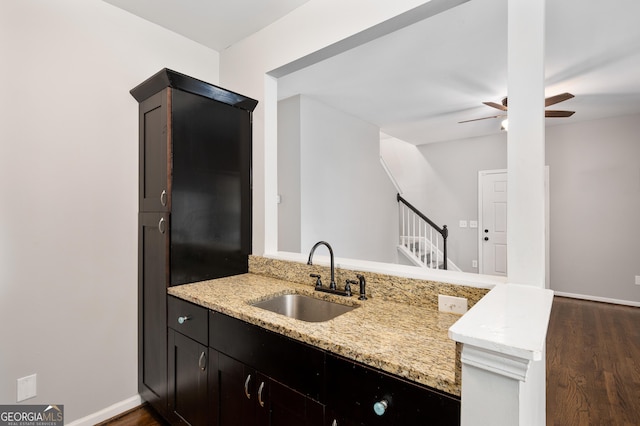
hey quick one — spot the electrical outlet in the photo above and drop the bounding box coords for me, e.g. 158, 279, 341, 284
438, 295, 468, 315
472, 260, 478, 268
459, 220, 467, 228
469, 220, 478, 229
635, 275, 640, 286
17, 374, 37, 402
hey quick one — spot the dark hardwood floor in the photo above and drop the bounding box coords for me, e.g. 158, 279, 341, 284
97, 404, 166, 426
103, 296, 640, 425
546, 296, 640, 425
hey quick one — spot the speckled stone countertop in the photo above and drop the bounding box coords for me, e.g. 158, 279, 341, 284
168, 262, 486, 396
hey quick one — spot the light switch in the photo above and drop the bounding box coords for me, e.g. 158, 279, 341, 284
459, 220, 467, 228
469, 220, 478, 228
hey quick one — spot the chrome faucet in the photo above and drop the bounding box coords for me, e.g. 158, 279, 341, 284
307, 241, 337, 289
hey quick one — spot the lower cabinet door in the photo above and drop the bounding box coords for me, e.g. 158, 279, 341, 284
217, 353, 257, 426
261, 376, 325, 426
326, 354, 460, 426
325, 409, 361, 426
215, 352, 325, 426
168, 329, 209, 426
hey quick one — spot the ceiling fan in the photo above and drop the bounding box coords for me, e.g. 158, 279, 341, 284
459, 92, 575, 124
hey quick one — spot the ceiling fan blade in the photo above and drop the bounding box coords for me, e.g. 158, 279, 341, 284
545, 92, 574, 107
459, 114, 506, 123
545, 110, 575, 118
483, 101, 508, 111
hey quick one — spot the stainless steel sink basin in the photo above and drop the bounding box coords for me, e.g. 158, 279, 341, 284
251, 294, 356, 322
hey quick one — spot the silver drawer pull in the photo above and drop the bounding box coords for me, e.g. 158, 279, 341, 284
160, 189, 167, 206
258, 382, 265, 407
244, 374, 251, 400
177, 315, 191, 324
198, 351, 207, 371
158, 217, 166, 234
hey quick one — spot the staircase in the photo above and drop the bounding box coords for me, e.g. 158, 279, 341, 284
397, 194, 461, 271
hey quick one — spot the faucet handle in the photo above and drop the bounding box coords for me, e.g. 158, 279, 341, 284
345, 279, 357, 297
310, 274, 322, 288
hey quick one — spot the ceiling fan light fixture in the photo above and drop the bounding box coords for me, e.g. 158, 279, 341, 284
501, 118, 509, 131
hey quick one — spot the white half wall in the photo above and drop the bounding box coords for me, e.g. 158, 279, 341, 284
0, 0, 219, 422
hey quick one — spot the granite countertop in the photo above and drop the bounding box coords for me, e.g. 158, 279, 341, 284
168, 273, 462, 396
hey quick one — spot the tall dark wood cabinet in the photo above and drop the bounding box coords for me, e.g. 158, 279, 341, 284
132, 69, 257, 420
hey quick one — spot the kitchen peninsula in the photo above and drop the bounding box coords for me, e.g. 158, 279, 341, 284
166, 255, 490, 425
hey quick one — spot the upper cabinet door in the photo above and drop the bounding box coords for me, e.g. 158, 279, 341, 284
139, 89, 170, 212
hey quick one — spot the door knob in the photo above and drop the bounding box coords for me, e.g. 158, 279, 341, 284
484, 229, 489, 233
484, 237, 489, 241
373, 399, 388, 416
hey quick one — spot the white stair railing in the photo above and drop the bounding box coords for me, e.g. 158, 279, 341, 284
397, 194, 448, 270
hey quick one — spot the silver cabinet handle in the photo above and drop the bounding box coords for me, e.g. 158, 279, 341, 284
258, 382, 265, 407
160, 190, 167, 207
158, 217, 166, 234
177, 315, 191, 324
198, 351, 206, 371
244, 374, 251, 400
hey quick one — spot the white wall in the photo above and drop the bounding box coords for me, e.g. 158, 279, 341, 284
218, 0, 446, 256
382, 134, 507, 272
546, 114, 640, 304
277, 96, 301, 252
278, 95, 398, 262
0, 0, 219, 422
298, 96, 397, 262
383, 113, 640, 303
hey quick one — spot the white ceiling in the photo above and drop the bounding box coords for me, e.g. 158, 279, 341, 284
106, 0, 640, 145
103, 0, 312, 51
279, 0, 640, 145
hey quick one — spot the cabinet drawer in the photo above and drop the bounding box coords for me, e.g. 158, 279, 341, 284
210, 311, 325, 402
168, 296, 208, 345
326, 354, 460, 425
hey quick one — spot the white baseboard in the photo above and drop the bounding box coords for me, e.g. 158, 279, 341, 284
66, 394, 142, 426
553, 291, 640, 307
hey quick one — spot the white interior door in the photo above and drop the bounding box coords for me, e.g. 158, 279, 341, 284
479, 170, 507, 276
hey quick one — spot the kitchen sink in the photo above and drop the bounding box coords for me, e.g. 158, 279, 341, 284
251, 293, 357, 322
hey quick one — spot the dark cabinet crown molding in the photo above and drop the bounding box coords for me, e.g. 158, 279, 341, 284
130, 68, 258, 112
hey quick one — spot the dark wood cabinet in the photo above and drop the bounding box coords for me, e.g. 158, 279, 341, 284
325, 354, 460, 426
133, 68, 257, 422
214, 352, 324, 426
138, 212, 170, 416
263, 377, 325, 426
167, 296, 210, 426
168, 330, 209, 426
138, 91, 170, 213
210, 311, 326, 426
